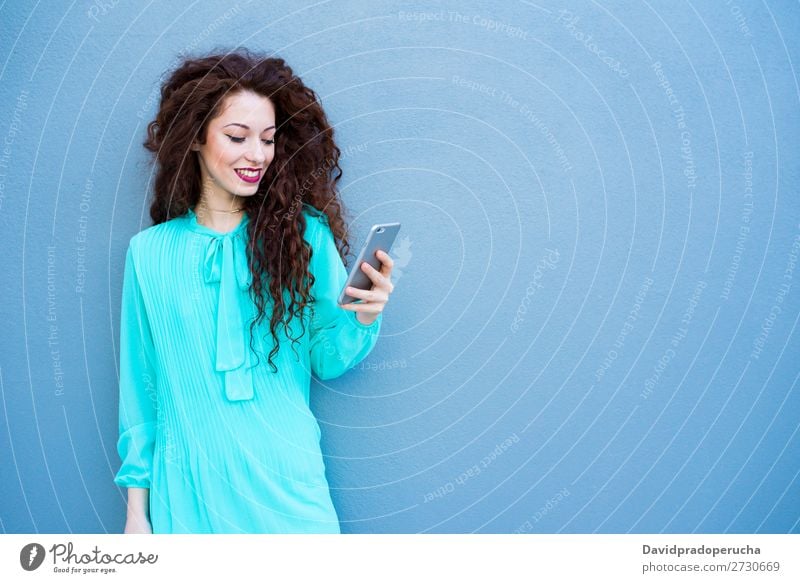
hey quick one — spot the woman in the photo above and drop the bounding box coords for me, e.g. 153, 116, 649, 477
114, 48, 394, 533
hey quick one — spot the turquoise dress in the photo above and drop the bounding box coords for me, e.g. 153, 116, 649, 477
113, 204, 382, 533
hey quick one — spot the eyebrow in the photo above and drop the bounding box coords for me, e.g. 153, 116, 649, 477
223, 123, 275, 132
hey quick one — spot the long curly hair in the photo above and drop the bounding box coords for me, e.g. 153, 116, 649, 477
142, 47, 352, 373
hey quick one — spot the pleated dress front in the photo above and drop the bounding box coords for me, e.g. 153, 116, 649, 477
113, 204, 382, 533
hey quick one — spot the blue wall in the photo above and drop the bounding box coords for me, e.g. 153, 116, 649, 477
1, 0, 798, 533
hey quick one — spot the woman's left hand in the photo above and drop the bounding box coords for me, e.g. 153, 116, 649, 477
341, 250, 394, 325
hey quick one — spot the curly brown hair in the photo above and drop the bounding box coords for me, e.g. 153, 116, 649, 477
142, 47, 352, 372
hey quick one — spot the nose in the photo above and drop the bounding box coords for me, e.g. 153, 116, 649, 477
246, 141, 267, 165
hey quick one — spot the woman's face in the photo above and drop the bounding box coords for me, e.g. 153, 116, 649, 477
192, 90, 276, 201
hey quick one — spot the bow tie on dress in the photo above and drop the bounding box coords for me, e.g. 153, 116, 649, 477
193, 213, 257, 402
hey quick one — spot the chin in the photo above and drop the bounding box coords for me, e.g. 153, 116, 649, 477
225, 183, 261, 198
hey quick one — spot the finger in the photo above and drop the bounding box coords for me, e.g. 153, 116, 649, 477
344, 286, 371, 301
376, 250, 394, 276
360, 261, 388, 287
340, 301, 383, 313
345, 286, 388, 302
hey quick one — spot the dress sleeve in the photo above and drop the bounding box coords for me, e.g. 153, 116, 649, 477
307, 214, 383, 380
113, 241, 159, 489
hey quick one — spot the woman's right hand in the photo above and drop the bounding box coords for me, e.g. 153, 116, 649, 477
124, 514, 153, 534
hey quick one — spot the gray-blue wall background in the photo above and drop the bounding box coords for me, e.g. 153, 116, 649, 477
1, 0, 798, 533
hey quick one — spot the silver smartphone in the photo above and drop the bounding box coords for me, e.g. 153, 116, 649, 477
337, 222, 402, 305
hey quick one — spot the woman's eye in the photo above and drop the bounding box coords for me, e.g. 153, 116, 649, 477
226, 135, 274, 145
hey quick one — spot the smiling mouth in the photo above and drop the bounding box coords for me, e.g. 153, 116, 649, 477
235, 168, 262, 183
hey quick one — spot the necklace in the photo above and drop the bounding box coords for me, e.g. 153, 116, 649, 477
206, 207, 243, 213
197, 200, 244, 214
